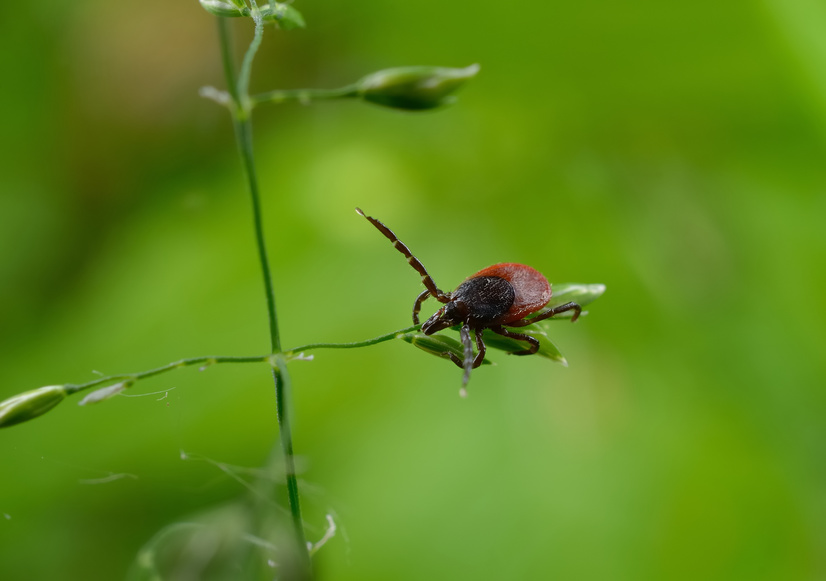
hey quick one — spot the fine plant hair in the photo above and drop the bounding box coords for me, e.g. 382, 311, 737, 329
0, 2, 604, 579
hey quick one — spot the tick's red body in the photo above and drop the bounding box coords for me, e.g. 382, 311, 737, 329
470, 263, 552, 325
356, 208, 581, 392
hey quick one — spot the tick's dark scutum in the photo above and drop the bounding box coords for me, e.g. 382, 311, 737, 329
452, 276, 515, 325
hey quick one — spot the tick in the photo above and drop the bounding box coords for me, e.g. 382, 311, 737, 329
356, 208, 581, 392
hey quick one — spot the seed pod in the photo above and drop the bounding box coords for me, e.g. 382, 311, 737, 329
0, 385, 67, 428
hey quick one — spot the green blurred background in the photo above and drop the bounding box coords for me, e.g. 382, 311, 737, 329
1, 0, 825, 579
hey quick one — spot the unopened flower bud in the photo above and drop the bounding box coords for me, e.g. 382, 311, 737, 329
357, 64, 480, 111
0, 385, 67, 428
199, 0, 248, 18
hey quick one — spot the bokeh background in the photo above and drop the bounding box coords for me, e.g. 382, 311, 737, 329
1, 0, 825, 579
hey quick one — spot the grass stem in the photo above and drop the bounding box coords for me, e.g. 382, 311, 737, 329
219, 10, 309, 573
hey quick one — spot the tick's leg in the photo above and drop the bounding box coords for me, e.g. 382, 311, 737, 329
447, 352, 463, 368
356, 208, 449, 302
460, 323, 475, 388
443, 325, 481, 396
412, 289, 431, 325
472, 328, 486, 369
507, 301, 582, 327
447, 337, 484, 369
491, 325, 540, 356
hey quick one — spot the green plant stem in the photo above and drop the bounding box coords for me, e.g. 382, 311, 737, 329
218, 10, 308, 570
236, 3, 265, 116
250, 85, 359, 107
63, 355, 271, 395
286, 324, 420, 354
59, 326, 421, 398
273, 355, 308, 569
227, 9, 280, 352
217, 18, 239, 104
233, 117, 281, 352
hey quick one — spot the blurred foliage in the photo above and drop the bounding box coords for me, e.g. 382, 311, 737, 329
1, 0, 825, 580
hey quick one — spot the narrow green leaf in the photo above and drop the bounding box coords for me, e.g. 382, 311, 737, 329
549, 283, 606, 308
398, 332, 493, 365
522, 283, 607, 321
482, 327, 567, 366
